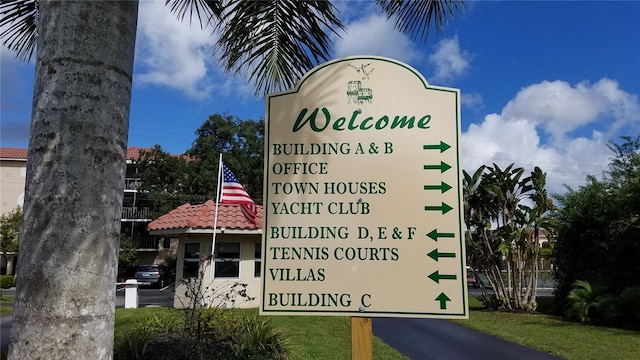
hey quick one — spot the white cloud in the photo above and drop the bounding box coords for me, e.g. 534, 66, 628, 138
134, 2, 215, 99
428, 36, 471, 83
334, 13, 423, 64
134, 1, 261, 100
461, 92, 484, 112
461, 78, 640, 195
502, 79, 640, 143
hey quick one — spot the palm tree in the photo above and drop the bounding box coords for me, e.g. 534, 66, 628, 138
1, 1, 464, 358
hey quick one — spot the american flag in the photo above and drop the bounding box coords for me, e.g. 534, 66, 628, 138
221, 165, 256, 222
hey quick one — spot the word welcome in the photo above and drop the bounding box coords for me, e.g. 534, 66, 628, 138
292, 108, 432, 132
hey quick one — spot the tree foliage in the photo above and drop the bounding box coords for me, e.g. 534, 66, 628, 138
1, 0, 464, 96
118, 234, 139, 270
0, 206, 21, 253
136, 113, 264, 217
464, 164, 554, 311
0, 0, 463, 357
553, 135, 640, 320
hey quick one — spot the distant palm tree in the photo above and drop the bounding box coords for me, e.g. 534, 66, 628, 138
1, 1, 464, 358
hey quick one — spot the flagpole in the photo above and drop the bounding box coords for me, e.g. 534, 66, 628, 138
210, 153, 224, 290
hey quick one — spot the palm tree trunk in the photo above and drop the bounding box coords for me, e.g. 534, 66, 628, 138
9, 1, 138, 359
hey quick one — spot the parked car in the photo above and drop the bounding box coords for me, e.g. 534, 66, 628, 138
467, 266, 480, 288
134, 264, 172, 288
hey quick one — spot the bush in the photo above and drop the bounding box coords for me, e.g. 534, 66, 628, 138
230, 313, 292, 360
478, 294, 502, 310
0, 275, 15, 289
565, 280, 640, 330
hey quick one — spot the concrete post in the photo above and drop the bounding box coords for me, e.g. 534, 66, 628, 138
124, 279, 138, 309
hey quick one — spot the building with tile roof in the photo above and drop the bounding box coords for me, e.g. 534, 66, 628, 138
0, 147, 177, 275
148, 200, 263, 308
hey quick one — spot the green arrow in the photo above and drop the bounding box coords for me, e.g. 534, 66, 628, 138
435, 292, 451, 310
428, 271, 457, 283
423, 181, 452, 193
427, 229, 455, 241
423, 141, 451, 153
423, 161, 452, 173
424, 202, 453, 214
427, 249, 457, 261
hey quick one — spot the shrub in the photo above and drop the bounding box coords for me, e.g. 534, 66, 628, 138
565, 280, 604, 323
478, 294, 502, 310
114, 314, 180, 360
230, 312, 292, 360
565, 280, 640, 330
0, 275, 15, 289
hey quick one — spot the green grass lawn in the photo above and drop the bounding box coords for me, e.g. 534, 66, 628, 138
454, 297, 640, 360
452, 311, 640, 360
114, 307, 407, 359
0, 295, 13, 314
5, 300, 640, 360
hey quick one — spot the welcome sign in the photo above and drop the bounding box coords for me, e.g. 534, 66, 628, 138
261, 56, 468, 318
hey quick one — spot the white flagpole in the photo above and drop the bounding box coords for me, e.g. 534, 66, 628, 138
210, 153, 224, 289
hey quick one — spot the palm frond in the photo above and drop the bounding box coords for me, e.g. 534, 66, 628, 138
215, 0, 346, 96
375, 0, 464, 43
165, 0, 223, 29
0, 0, 38, 62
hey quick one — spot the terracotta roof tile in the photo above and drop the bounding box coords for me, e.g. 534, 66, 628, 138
1, 147, 156, 161
0, 148, 28, 160
148, 200, 263, 232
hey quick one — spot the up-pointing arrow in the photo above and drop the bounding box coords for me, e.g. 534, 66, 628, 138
435, 292, 451, 310
423, 181, 452, 193
423, 141, 451, 153
424, 202, 453, 214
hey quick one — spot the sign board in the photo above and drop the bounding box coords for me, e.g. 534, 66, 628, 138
261, 56, 468, 318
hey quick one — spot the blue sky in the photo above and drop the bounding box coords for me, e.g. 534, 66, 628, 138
1, 0, 639, 195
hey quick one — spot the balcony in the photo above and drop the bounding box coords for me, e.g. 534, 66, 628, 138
133, 236, 158, 250
124, 178, 141, 191
121, 207, 151, 221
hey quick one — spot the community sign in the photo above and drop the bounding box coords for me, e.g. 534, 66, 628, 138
261, 56, 468, 318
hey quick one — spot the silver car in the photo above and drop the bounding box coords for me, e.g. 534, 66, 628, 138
134, 264, 172, 288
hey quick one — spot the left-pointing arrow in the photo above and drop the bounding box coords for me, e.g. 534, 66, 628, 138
435, 292, 451, 310
427, 249, 456, 261
423, 181, 452, 193
428, 271, 457, 283
424, 202, 453, 214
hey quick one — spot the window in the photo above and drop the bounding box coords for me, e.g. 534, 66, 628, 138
163, 237, 171, 249
254, 242, 261, 277
183, 243, 200, 278
214, 242, 240, 278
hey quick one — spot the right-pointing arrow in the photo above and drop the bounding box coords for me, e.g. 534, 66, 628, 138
424, 202, 453, 214
423, 161, 452, 173
423, 181, 452, 193
422, 141, 451, 153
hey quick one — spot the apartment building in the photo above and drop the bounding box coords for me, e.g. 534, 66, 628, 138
0, 147, 175, 275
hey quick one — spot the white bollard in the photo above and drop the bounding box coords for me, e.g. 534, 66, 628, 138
124, 279, 139, 309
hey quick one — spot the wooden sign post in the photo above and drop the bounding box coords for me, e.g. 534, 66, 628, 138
351, 317, 373, 359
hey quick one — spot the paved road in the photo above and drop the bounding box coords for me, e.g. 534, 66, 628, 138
3, 287, 560, 359
374, 317, 561, 360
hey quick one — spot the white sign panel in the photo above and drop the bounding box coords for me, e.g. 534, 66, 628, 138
261, 56, 468, 318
